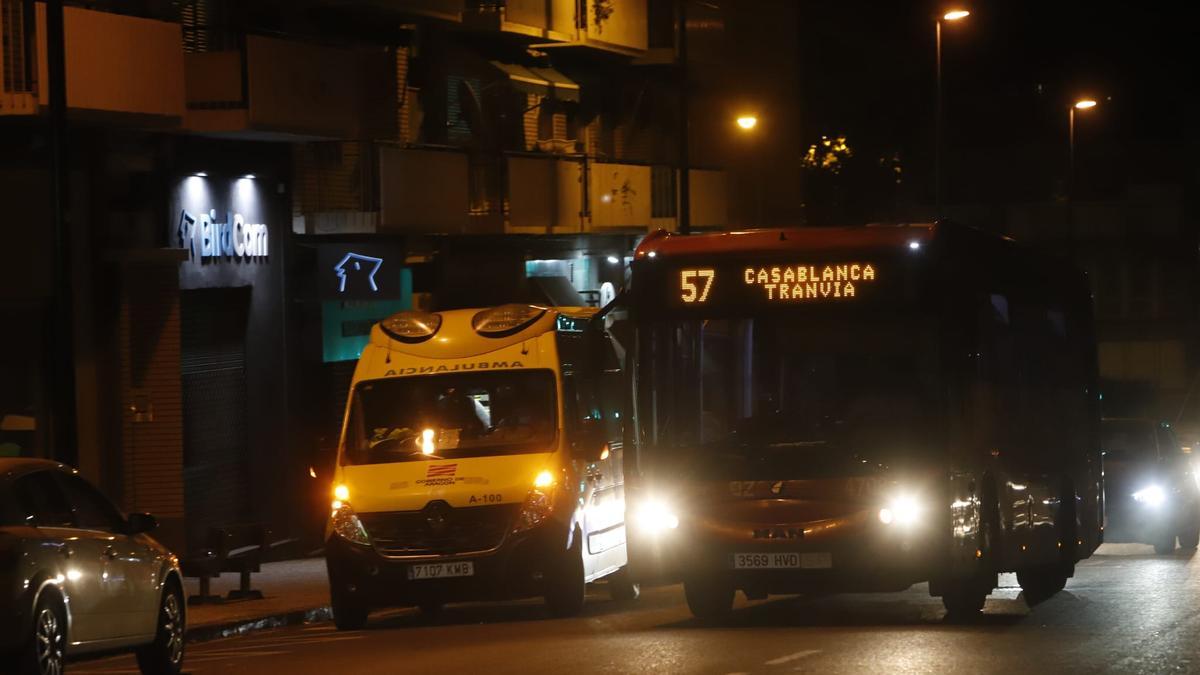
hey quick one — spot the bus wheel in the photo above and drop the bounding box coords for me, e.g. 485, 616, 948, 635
1178, 521, 1200, 550
1016, 565, 1069, 605
544, 532, 586, 617
941, 579, 989, 620
330, 575, 369, 630
1153, 532, 1177, 555
683, 574, 735, 621
607, 567, 641, 603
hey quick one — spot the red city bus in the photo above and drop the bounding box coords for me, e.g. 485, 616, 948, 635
624, 222, 1102, 618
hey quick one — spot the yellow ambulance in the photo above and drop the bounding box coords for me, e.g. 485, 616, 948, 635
324, 304, 636, 628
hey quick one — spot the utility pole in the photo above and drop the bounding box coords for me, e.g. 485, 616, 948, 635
46, 0, 77, 464
677, 0, 690, 234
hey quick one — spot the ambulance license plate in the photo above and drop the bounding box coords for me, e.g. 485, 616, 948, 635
407, 561, 475, 580
732, 552, 832, 569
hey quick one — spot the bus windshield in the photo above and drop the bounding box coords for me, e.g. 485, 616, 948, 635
343, 370, 558, 465
637, 310, 941, 479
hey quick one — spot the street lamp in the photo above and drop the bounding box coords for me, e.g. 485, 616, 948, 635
1069, 98, 1098, 200
735, 114, 764, 226
935, 8, 969, 219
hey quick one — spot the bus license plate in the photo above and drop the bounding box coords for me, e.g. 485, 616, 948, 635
407, 561, 475, 580
732, 552, 832, 570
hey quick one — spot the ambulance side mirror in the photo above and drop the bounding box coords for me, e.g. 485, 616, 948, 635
572, 418, 608, 462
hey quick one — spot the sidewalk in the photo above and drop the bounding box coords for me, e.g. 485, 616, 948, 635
183, 558, 332, 642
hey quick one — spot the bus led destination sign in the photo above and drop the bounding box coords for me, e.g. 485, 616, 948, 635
676, 263, 878, 305
745, 263, 876, 301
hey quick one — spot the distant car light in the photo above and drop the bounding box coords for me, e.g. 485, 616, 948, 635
1133, 485, 1167, 507
471, 304, 547, 337
380, 311, 442, 343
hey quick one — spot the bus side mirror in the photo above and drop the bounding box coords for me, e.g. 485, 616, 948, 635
573, 418, 608, 462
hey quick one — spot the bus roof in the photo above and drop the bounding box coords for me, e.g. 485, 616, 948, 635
634, 223, 937, 259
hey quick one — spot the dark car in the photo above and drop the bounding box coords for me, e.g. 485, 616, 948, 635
0, 459, 185, 675
1101, 419, 1200, 554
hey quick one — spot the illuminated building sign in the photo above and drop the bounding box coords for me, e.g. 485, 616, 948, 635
177, 209, 269, 261
671, 262, 881, 307
334, 253, 384, 293
742, 263, 876, 301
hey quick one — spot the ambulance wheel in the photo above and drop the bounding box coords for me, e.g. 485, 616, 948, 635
330, 576, 369, 630
683, 574, 734, 622
1154, 533, 1177, 555
544, 531, 586, 618
607, 567, 641, 603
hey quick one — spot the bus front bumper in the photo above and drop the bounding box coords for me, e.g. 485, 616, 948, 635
631, 517, 945, 594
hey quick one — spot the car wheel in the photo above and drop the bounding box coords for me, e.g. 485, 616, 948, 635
136, 582, 186, 675
20, 591, 66, 675
683, 574, 735, 622
544, 531, 586, 618
606, 567, 641, 603
330, 574, 370, 631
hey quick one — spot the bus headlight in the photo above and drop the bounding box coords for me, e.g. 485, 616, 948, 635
636, 498, 679, 534
1133, 485, 1167, 507
331, 503, 370, 546
879, 494, 922, 526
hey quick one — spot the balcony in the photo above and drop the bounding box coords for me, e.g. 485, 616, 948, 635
466, 0, 648, 55
1, 2, 184, 121
184, 35, 392, 140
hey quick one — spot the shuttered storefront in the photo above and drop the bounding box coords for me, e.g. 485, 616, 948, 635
180, 287, 251, 548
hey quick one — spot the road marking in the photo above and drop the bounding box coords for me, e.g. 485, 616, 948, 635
765, 649, 821, 666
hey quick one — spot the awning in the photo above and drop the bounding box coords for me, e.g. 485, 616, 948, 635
490, 61, 550, 98
490, 62, 581, 102
531, 67, 581, 103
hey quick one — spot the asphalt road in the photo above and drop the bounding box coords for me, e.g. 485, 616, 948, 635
74, 543, 1200, 674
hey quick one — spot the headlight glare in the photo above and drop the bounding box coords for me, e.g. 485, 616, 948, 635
331, 503, 370, 546
1133, 485, 1167, 507
879, 494, 922, 526
637, 498, 679, 534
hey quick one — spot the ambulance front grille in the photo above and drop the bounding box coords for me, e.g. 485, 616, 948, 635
359, 504, 521, 558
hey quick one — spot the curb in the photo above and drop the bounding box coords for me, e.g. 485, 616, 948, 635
186, 605, 333, 643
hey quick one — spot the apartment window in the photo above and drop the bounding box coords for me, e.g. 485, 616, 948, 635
651, 165, 677, 218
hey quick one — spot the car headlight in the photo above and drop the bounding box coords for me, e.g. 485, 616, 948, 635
636, 498, 679, 534
331, 502, 370, 546
1133, 485, 1167, 507
879, 494, 923, 526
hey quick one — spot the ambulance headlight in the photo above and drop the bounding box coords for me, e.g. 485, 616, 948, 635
879, 494, 923, 526
513, 488, 554, 534
331, 503, 370, 546
1133, 485, 1167, 507
380, 311, 442, 343
636, 498, 679, 535
472, 304, 547, 337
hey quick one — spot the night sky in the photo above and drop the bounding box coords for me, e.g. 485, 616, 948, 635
798, 0, 1195, 216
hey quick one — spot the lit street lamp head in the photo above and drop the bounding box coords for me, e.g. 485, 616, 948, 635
736, 115, 758, 131
1074, 99, 1098, 110
943, 9, 970, 21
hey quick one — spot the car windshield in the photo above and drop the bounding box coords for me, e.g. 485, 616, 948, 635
1101, 421, 1162, 462
342, 370, 558, 465
636, 309, 940, 479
